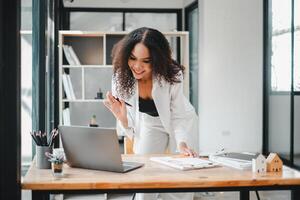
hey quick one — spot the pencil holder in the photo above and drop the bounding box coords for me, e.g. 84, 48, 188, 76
36, 146, 52, 169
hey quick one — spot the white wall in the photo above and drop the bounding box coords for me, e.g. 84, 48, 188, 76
198, 0, 263, 152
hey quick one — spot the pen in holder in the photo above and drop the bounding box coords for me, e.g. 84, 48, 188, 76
30, 129, 59, 169
36, 145, 52, 169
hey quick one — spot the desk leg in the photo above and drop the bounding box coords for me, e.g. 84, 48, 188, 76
240, 190, 249, 200
292, 189, 300, 200
32, 190, 49, 200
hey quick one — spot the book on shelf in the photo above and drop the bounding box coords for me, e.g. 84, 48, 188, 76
66, 74, 76, 100
67, 45, 81, 65
209, 152, 257, 170
62, 74, 76, 100
62, 74, 72, 100
150, 156, 218, 171
62, 108, 71, 125
63, 45, 75, 65
63, 45, 81, 65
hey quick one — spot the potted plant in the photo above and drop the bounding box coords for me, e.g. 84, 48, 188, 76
45, 151, 64, 176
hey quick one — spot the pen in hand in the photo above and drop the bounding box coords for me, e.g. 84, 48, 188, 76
113, 96, 132, 107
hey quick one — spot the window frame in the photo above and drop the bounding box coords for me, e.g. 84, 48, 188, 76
62, 7, 182, 31
263, 0, 300, 170
185, 0, 199, 113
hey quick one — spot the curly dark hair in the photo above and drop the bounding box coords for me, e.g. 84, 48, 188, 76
112, 27, 184, 99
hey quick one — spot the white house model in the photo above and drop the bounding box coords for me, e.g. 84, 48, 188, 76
252, 154, 266, 173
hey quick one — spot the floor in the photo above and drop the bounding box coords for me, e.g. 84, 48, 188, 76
22, 190, 291, 200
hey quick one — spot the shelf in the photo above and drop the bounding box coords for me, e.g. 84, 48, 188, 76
63, 36, 104, 65
62, 65, 113, 68
62, 99, 105, 102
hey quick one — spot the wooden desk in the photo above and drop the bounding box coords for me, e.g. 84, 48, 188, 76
22, 155, 300, 200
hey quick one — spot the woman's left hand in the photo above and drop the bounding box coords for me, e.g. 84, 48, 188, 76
178, 142, 198, 157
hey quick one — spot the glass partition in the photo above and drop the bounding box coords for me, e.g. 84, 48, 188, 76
270, 0, 292, 92
268, 0, 292, 161
187, 5, 198, 113
70, 12, 123, 31
21, 0, 33, 171
125, 13, 177, 31
294, 0, 300, 166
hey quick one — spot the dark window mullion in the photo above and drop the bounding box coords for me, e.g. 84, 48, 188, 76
32, 0, 46, 156
53, 0, 64, 148
263, 0, 272, 155
122, 12, 125, 31
47, 0, 56, 135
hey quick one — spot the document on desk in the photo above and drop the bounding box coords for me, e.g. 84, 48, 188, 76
209, 153, 254, 170
150, 156, 218, 171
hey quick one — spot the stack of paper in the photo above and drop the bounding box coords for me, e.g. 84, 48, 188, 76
150, 156, 218, 171
209, 152, 258, 170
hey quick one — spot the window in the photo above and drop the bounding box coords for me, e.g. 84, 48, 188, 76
269, 0, 300, 92
295, 0, 300, 92
125, 13, 177, 31
185, 2, 198, 113
70, 12, 123, 31
21, 0, 33, 170
295, 0, 300, 168
265, 0, 300, 166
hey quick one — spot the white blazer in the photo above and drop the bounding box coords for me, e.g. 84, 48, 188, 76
112, 74, 199, 153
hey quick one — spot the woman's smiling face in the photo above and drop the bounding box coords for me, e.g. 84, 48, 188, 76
128, 43, 152, 81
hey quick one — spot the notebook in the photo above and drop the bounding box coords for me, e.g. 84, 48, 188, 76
150, 156, 218, 171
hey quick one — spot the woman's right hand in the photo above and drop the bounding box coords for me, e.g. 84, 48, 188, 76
103, 91, 128, 128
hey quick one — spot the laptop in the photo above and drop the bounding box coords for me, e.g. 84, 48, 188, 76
59, 125, 144, 173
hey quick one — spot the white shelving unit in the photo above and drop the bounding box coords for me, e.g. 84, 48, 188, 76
58, 31, 189, 127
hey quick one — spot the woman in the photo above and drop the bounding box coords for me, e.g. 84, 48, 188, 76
104, 27, 198, 200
